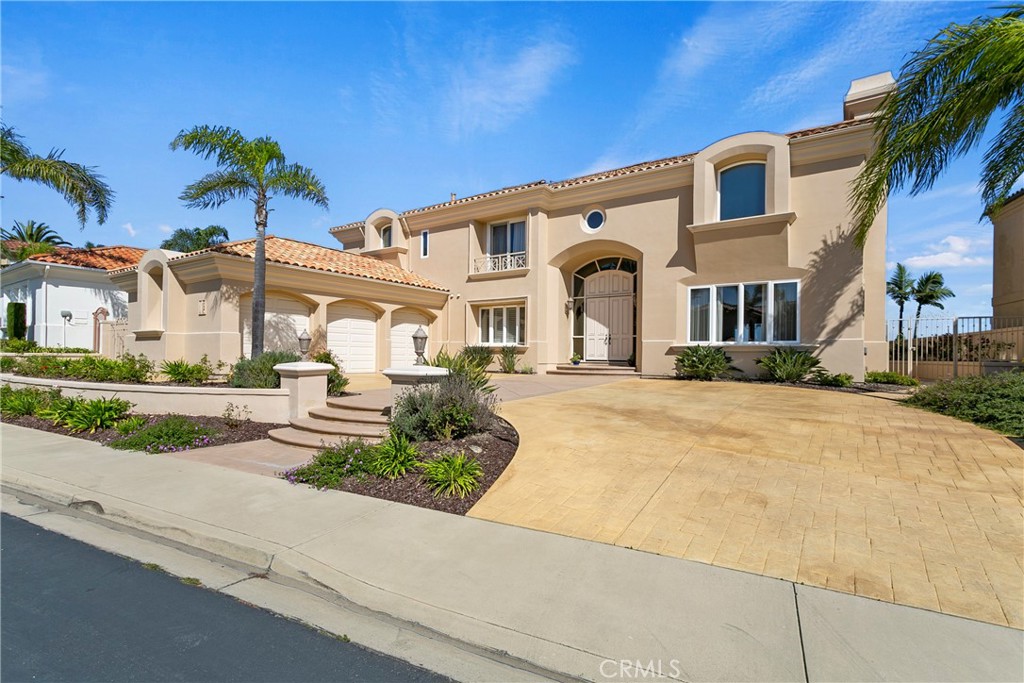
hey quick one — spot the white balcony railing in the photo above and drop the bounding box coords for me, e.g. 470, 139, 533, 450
474, 251, 527, 273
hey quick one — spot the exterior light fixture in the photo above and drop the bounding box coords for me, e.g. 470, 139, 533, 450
413, 326, 428, 365
298, 330, 311, 359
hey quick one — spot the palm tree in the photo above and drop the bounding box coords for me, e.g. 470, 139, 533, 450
849, 5, 1024, 247
170, 126, 328, 357
1, 220, 70, 246
0, 124, 114, 227
160, 225, 230, 253
886, 262, 915, 338
911, 271, 956, 339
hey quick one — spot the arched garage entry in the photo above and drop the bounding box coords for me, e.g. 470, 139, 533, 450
327, 301, 378, 373
390, 308, 430, 368
240, 294, 311, 358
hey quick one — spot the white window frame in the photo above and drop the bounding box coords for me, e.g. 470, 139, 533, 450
686, 279, 800, 344
716, 160, 767, 222
486, 219, 527, 257
420, 230, 429, 258
479, 304, 526, 346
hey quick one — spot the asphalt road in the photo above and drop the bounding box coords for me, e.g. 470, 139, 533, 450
1, 513, 449, 682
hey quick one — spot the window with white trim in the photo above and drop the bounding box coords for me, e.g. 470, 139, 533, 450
475, 220, 526, 273
479, 305, 525, 346
688, 280, 798, 343
420, 230, 429, 258
381, 225, 392, 248
718, 162, 766, 221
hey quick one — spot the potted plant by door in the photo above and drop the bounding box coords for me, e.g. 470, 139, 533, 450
570, 353, 582, 366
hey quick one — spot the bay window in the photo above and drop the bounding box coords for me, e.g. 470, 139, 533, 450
688, 280, 798, 344
480, 305, 526, 345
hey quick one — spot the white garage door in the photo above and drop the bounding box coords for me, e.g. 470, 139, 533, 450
327, 303, 377, 373
390, 310, 428, 368
240, 296, 311, 358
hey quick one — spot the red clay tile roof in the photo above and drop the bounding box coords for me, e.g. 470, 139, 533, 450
27, 246, 147, 271
331, 119, 871, 230
169, 235, 447, 291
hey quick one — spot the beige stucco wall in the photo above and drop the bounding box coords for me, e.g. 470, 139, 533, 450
992, 196, 1024, 318
388, 125, 886, 381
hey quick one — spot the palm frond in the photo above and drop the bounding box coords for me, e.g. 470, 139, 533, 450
266, 163, 329, 209
981, 102, 1024, 216
3, 151, 114, 226
170, 125, 248, 168
850, 5, 1024, 247
179, 170, 254, 210
0, 124, 31, 170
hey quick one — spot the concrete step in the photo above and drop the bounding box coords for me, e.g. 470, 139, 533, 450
308, 405, 389, 425
268, 427, 383, 450
288, 417, 387, 438
326, 394, 390, 413
548, 364, 640, 376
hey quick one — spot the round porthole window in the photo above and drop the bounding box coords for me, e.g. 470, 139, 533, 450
583, 209, 605, 232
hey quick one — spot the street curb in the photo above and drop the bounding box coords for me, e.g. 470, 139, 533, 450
1, 473, 588, 682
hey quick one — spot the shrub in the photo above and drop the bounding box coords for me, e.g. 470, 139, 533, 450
6, 302, 26, 340
13, 355, 71, 378
905, 372, 1024, 436
114, 415, 148, 435
110, 415, 217, 453
391, 372, 497, 442
0, 338, 36, 353
8, 353, 152, 383
373, 430, 420, 479
282, 439, 378, 488
428, 348, 494, 394
161, 355, 214, 386
36, 395, 84, 426
229, 351, 300, 388
811, 370, 854, 388
419, 452, 483, 498
674, 346, 735, 380
498, 346, 518, 374
756, 348, 822, 382
221, 402, 252, 428
0, 357, 15, 372
0, 385, 55, 417
459, 345, 493, 369
312, 350, 350, 396
865, 371, 920, 386
63, 397, 132, 433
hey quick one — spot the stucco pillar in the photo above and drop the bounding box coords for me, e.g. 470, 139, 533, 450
274, 361, 333, 419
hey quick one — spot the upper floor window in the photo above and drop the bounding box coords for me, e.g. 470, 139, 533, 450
475, 220, 526, 273
718, 162, 766, 221
420, 230, 429, 258
380, 225, 392, 248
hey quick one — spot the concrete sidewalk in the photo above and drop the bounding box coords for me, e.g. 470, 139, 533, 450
2, 424, 1021, 682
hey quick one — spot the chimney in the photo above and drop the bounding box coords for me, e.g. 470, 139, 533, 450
450, 192, 457, 202
844, 72, 896, 120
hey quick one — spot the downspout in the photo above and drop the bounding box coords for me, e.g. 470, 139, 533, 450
42, 264, 51, 346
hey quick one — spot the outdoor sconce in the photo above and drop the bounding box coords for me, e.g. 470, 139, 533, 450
298, 329, 311, 359
413, 326, 428, 365
61, 310, 73, 322
564, 299, 574, 315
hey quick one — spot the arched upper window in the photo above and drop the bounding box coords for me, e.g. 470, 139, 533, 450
718, 162, 766, 221
380, 225, 392, 248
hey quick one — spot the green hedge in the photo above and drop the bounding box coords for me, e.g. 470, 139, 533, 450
6, 302, 26, 340
905, 372, 1024, 436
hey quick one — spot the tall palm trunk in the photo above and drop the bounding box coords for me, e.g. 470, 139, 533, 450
913, 303, 923, 341
251, 197, 268, 358
897, 302, 906, 340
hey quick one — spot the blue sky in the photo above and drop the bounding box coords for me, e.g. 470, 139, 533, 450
1, 1, 1006, 317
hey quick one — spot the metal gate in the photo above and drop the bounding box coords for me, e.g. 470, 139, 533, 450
887, 316, 1024, 380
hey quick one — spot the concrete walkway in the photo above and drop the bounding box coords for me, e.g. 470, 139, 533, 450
2, 423, 1022, 682
469, 379, 1024, 630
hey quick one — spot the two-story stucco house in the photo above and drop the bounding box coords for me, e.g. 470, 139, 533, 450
108, 73, 893, 381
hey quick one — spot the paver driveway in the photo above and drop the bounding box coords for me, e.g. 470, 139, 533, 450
469, 379, 1024, 628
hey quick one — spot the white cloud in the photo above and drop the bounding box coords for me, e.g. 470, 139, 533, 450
902, 235, 992, 269
158, 224, 173, 234
1, 62, 50, 104
444, 38, 576, 138
122, 222, 137, 238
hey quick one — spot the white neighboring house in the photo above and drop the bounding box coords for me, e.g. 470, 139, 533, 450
1, 246, 146, 350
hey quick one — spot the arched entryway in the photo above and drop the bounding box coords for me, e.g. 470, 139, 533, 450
571, 257, 637, 363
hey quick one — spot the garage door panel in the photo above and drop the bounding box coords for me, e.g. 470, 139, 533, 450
327, 303, 377, 374
240, 297, 310, 358
390, 310, 428, 368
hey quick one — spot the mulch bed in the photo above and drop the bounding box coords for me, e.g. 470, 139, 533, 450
310, 417, 520, 516
4, 414, 287, 448
688, 377, 916, 395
